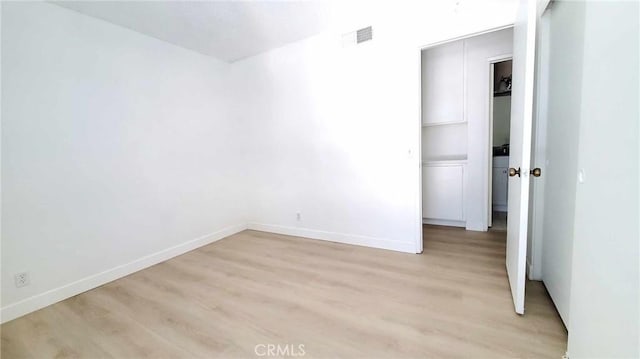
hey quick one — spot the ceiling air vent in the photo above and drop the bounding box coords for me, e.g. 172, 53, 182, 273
356, 26, 373, 43
342, 26, 373, 47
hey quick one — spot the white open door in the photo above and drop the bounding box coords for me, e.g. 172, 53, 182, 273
505, 0, 537, 314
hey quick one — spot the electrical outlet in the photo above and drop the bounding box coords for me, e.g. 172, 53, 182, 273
14, 272, 29, 288
296, 212, 301, 221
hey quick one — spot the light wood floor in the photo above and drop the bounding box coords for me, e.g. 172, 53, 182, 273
1, 226, 567, 358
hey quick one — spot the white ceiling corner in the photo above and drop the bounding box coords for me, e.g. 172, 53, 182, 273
51, 0, 332, 63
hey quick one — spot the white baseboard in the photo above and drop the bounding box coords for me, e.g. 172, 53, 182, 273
1, 222, 418, 323
0, 223, 247, 324
465, 220, 487, 232
247, 223, 416, 254
422, 218, 466, 228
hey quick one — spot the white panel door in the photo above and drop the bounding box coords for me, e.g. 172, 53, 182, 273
505, 0, 537, 315
422, 165, 464, 221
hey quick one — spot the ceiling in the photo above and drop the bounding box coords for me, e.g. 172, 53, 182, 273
52, 1, 332, 63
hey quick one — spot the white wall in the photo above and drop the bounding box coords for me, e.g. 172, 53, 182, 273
1, 2, 247, 321
232, 1, 517, 252
1, 0, 517, 322
567, 0, 639, 356
232, 31, 420, 252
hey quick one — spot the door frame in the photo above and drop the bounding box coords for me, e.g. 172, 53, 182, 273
527, 7, 552, 280
416, 24, 514, 253
487, 54, 513, 229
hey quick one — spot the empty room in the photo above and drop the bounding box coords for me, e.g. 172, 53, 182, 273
1, 0, 638, 358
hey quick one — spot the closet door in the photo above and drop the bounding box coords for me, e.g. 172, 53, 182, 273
563, 1, 639, 357
540, 0, 584, 326
421, 41, 464, 125
422, 165, 464, 221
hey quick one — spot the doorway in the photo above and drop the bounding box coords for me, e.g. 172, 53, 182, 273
417, 14, 536, 315
419, 28, 514, 234
488, 59, 513, 231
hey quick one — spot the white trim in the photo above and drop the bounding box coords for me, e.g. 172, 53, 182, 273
487, 53, 514, 63
247, 223, 416, 254
465, 220, 485, 232
487, 54, 514, 232
0, 221, 420, 323
420, 24, 515, 51
0, 223, 247, 324
422, 160, 467, 166
538, 0, 553, 17
527, 10, 551, 281
489, 62, 495, 228
463, 39, 468, 145
421, 120, 467, 127
0, 0, 3, 329
422, 218, 466, 228
416, 43, 424, 255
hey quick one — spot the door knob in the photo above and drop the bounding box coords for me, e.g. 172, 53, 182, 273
530, 168, 542, 177
509, 167, 520, 177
